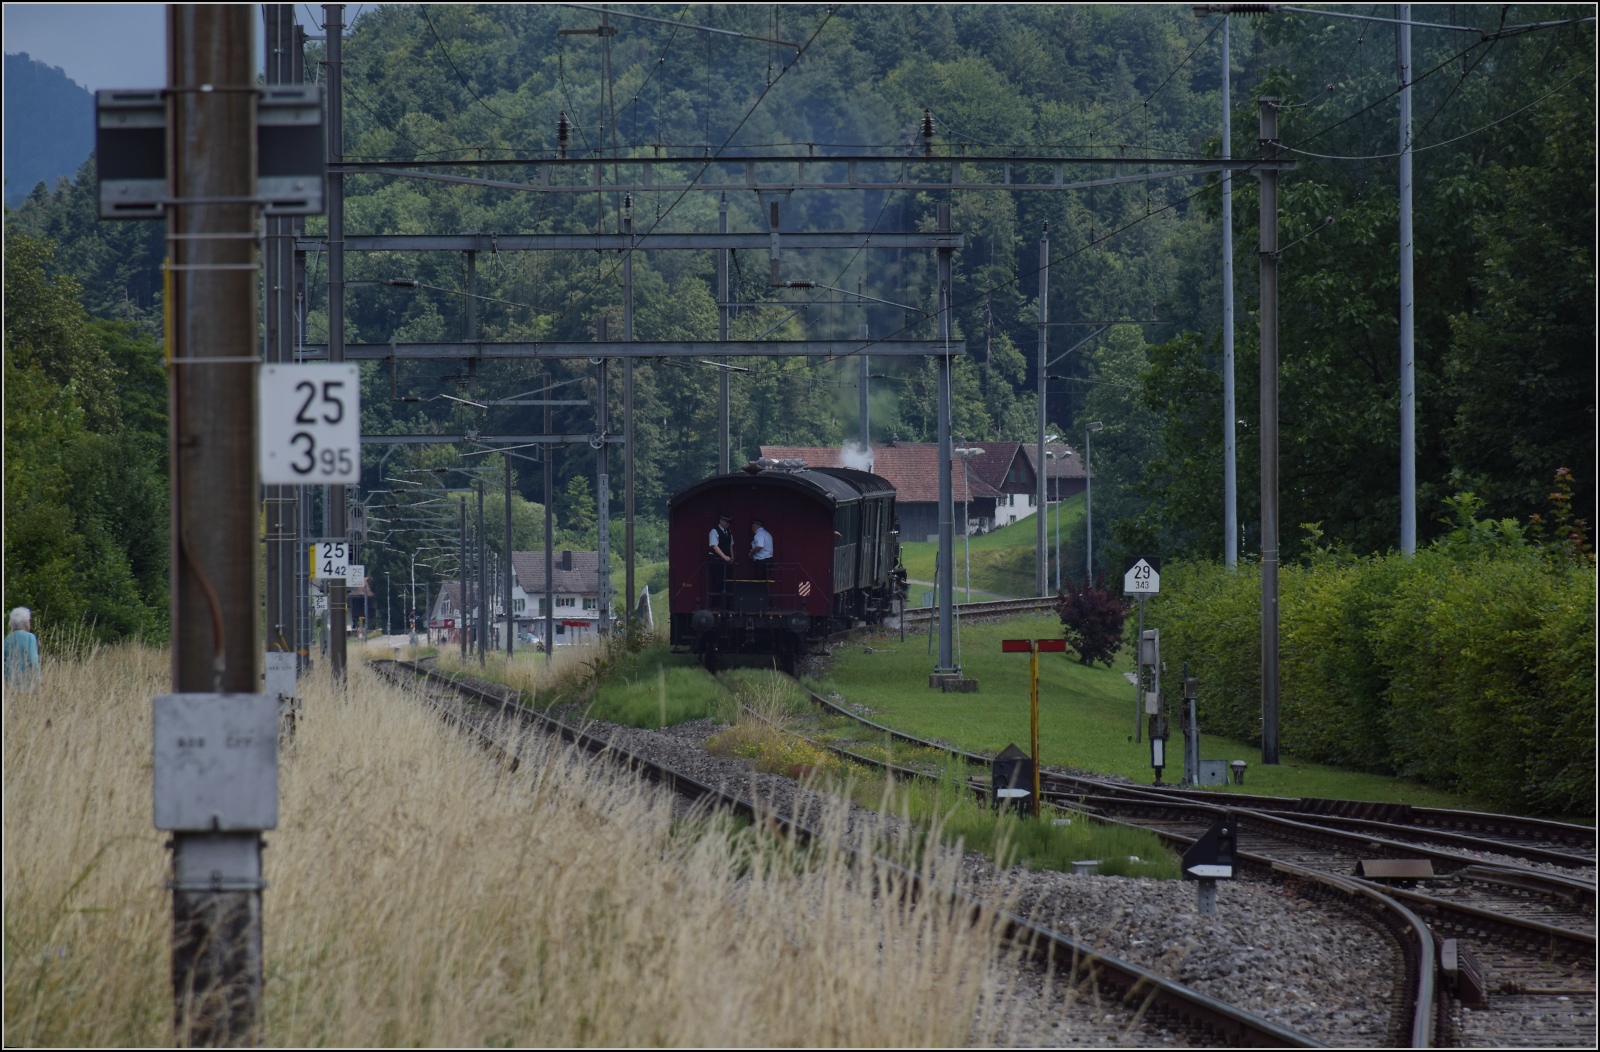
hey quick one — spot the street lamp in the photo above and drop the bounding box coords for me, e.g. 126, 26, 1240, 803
953, 444, 986, 603
1084, 422, 1104, 583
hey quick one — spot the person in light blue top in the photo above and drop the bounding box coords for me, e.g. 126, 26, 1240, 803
750, 519, 774, 580
4, 607, 41, 691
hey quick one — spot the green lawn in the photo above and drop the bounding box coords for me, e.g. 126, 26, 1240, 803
815, 614, 1503, 811
901, 495, 1085, 604
611, 559, 668, 625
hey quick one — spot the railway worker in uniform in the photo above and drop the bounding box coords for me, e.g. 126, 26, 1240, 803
708, 512, 735, 605
750, 518, 775, 580
4, 607, 41, 692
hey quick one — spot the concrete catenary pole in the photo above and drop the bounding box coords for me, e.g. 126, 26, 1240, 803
263, 4, 298, 658
477, 479, 486, 664
718, 192, 731, 473
323, 2, 347, 681
504, 452, 514, 657
1221, 15, 1238, 568
1398, 5, 1416, 555
858, 282, 870, 449
544, 373, 555, 664
1258, 98, 1282, 765
1036, 224, 1049, 596
459, 496, 468, 660
165, 6, 263, 1040
623, 203, 636, 631
595, 319, 611, 636
935, 202, 956, 673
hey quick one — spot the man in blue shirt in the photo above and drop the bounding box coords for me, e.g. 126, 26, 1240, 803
750, 519, 774, 580
4, 607, 41, 691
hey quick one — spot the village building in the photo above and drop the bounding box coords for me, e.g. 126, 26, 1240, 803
759, 439, 1088, 541
427, 549, 606, 647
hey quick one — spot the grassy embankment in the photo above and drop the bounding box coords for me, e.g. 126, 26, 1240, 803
900, 494, 1085, 604
817, 614, 1504, 811
4, 643, 1015, 1046
442, 640, 1177, 879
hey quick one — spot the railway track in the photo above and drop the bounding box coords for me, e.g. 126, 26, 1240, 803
898, 595, 1058, 625
370, 657, 1325, 1048
796, 684, 1597, 1048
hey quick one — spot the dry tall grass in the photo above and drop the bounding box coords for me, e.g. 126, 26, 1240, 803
5, 644, 1016, 1046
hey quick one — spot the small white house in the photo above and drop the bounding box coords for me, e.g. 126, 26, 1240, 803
509, 550, 603, 645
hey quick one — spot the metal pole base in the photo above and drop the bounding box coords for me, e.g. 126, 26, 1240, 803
1197, 878, 1218, 915
170, 834, 265, 1046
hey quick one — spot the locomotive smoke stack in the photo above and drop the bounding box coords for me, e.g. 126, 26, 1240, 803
839, 443, 874, 472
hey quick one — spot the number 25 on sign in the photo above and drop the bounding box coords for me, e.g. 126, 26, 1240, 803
259, 364, 361, 484
310, 541, 348, 582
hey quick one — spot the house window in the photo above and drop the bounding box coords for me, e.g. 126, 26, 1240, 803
1027, 494, 1036, 507
582, 597, 597, 610
557, 596, 576, 608
538, 598, 548, 615
514, 598, 526, 613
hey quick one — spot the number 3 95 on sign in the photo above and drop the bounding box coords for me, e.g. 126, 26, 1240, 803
259, 364, 361, 484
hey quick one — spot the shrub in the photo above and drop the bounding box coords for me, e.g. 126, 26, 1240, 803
1145, 493, 1596, 816
1054, 577, 1130, 667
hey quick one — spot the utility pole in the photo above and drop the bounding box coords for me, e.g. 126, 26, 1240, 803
1398, 5, 1416, 555
1085, 423, 1100, 582
544, 372, 555, 665
623, 203, 636, 632
935, 202, 956, 674
323, 2, 347, 682
718, 192, 731, 472
293, 242, 312, 664
595, 319, 611, 637
263, 4, 298, 661
476, 479, 486, 664
1221, 15, 1238, 568
1035, 223, 1049, 596
504, 452, 514, 657
858, 316, 870, 449
164, 6, 265, 1042
459, 496, 468, 661
1258, 98, 1282, 765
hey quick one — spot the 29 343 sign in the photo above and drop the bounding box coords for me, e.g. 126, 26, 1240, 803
259, 364, 361, 484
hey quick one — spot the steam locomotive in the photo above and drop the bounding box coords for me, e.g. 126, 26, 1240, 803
667, 463, 907, 672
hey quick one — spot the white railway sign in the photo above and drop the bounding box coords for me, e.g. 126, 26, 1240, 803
1123, 556, 1161, 596
310, 541, 349, 581
259, 364, 361, 484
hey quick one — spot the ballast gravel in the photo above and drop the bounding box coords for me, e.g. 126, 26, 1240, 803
976, 866, 1397, 1046
401, 663, 1404, 1048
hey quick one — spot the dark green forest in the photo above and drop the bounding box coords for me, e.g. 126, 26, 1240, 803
5, 3, 1593, 640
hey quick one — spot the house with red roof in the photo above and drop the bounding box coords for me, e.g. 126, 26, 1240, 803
759, 440, 1045, 542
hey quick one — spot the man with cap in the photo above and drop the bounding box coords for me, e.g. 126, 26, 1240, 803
750, 518, 774, 580
708, 512, 734, 604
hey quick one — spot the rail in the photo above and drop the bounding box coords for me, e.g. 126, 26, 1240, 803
898, 595, 1057, 624
374, 658, 1323, 1049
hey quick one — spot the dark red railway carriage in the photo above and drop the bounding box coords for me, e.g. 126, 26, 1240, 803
668, 464, 906, 671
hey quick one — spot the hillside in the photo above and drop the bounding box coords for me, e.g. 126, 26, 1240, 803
3, 53, 93, 207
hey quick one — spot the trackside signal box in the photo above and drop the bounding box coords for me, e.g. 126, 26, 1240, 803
1181, 812, 1238, 914
992, 743, 1034, 815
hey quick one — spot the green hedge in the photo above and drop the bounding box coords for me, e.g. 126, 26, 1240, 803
1148, 527, 1595, 816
